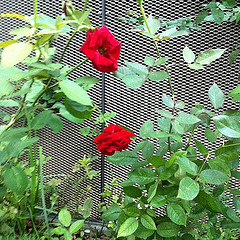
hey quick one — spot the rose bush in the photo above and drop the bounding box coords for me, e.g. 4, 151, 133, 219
93, 124, 135, 156
80, 25, 121, 72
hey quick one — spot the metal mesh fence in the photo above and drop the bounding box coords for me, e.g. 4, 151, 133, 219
1, 0, 240, 220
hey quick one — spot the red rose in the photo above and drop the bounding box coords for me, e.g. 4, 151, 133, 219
93, 124, 135, 156
80, 25, 121, 72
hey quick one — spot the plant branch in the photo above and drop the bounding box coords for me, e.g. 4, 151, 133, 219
58, 30, 78, 63
93, 102, 109, 127
66, 58, 88, 76
82, 0, 89, 12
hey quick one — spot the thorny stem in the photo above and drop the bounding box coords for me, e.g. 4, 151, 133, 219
139, 2, 175, 155
195, 154, 210, 181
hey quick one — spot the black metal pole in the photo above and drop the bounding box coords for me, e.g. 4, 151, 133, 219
100, 0, 106, 202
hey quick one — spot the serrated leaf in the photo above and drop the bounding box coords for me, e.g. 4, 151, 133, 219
208, 83, 224, 109
157, 222, 180, 238
128, 168, 155, 185
141, 214, 156, 230
189, 63, 204, 70
123, 186, 142, 198
205, 128, 217, 142
149, 71, 169, 81
176, 157, 198, 176
144, 56, 155, 66
107, 151, 139, 166
195, 140, 209, 156
183, 46, 195, 63
229, 49, 240, 65
154, 57, 168, 66
213, 115, 240, 138
125, 62, 148, 75
167, 203, 187, 226
122, 74, 146, 88
212, 8, 224, 24
222, 0, 236, 8
176, 112, 200, 124
162, 94, 174, 108
59, 80, 92, 106
200, 169, 229, 185
113, 67, 135, 79
196, 49, 225, 65
1, 42, 32, 68
102, 204, 122, 221
117, 218, 138, 238
195, 10, 209, 25
177, 177, 199, 200
140, 120, 154, 139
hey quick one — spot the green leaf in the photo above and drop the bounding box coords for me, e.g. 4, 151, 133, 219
166, 151, 187, 168
222, 0, 236, 8
233, 197, 240, 213
195, 10, 209, 25
59, 107, 84, 124
123, 204, 140, 218
4, 167, 29, 195
196, 49, 225, 65
205, 128, 217, 142
107, 151, 139, 166
128, 168, 155, 185
141, 214, 156, 230
144, 16, 160, 34
135, 141, 154, 159
162, 95, 174, 108
189, 63, 204, 70
157, 222, 180, 238
177, 177, 199, 200
48, 113, 63, 133
176, 112, 200, 124
148, 180, 159, 202
102, 204, 122, 221
149, 71, 169, 81
157, 110, 173, 119
122, 74, 146, 88
117, 218, 138, 238
176, 157, 198, 176
150, 195, 167, 207
147, 156, 166, 168
154, 57, 168, 66
0, 40, 17, 48
1, 42, 32, 68
167, 203, 187, 226
113, 67, 135, 79
134, 224, 154, 239
51, 227, 66, 235
175, 101, 185, 109
229, 49, 240, 65
140, 120, 154, 139
158, 165, 178, 181
59, 80, 92, 106
123, 186, 142, 198
208, 83, 224, 109
58, 208, 72, 227
195, 140, 209, 156
200, 169, 229, 185
213, 115, 240, 138
208, 158, 231, 176
69, 220, 84, 234
144, 56, 155, 66
226, 208, 240, 222
158, 118, 171, 131
125, 62, 148, 75
31, 110, 52, 130
64, 97, 92, 119
211, 8, 224, 24
183, 46, 195, 63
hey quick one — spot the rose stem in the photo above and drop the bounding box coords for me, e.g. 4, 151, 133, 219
65, 58, 88, 76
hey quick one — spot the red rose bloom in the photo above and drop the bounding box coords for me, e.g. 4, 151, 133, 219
93, 124, 135, 156
80, 25, 121, 72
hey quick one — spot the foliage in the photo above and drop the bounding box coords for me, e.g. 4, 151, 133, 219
101, 0, 240, 239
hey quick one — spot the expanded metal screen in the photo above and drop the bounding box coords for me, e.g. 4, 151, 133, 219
1, 0, 240, 220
